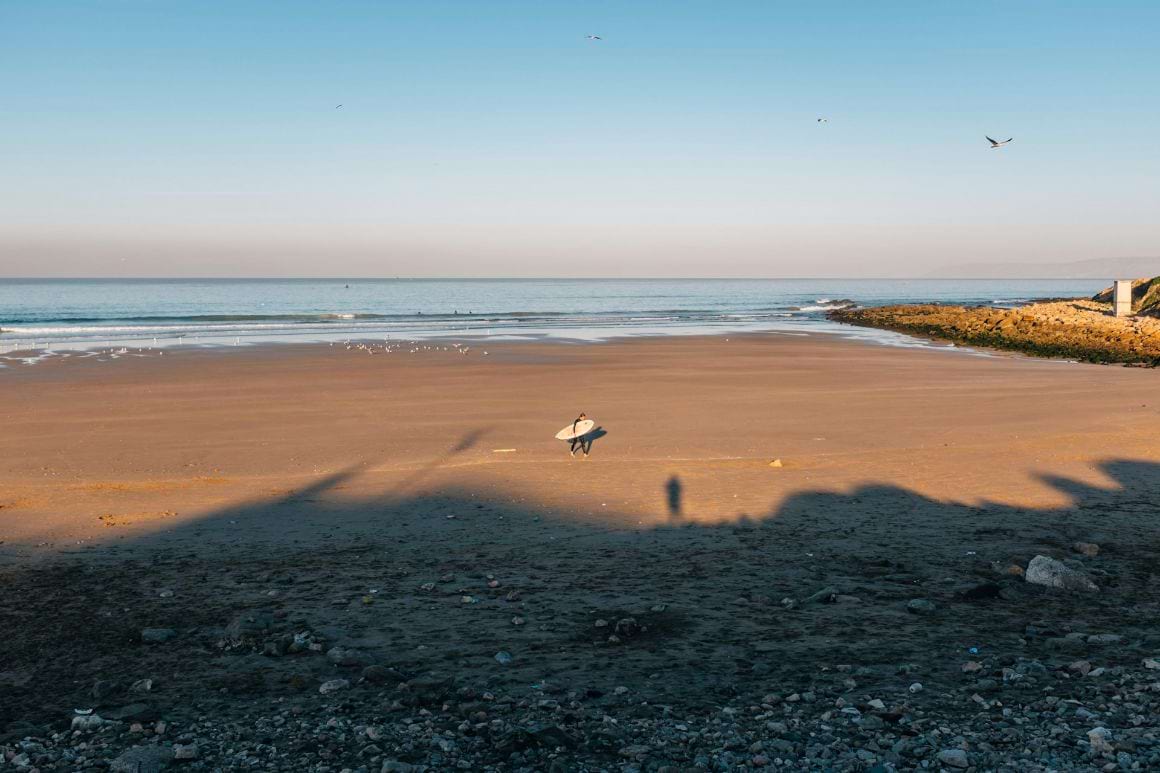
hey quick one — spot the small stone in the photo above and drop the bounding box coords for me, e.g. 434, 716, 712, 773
1143, 657, 1160, 670
110, 745, 174, 773
594, 618, 609, 628
937, 749, 969, 768
1072, 541, 1100, 557
961, 661, 983, 673
906, 598, 936, 615
419, 582, 436, 592
614, 685, 629, 695
494, 651, 513, 665
173, 744, 199, 761
362, 665, 395, 684
71, 714, 104, 731
382, 762, 415, 773
319, 678, 351, 694
769, 459, 783, 468
908, 682, 923, 693
511, 616, 525, 626
1089, 727, 1114, 754
866, 698, 886, 710
327, 646, 370, 667
140, 628, 177, 644
130, 678, 153, 693
1087, 633, 1123, 646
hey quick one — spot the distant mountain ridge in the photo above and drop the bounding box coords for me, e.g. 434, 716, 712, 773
929, 257, 1160, 279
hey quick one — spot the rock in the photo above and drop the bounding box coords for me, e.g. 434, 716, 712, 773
319, 678, 351, 694
110, 745, 174, 773
1087, 633, 1123, 646
908, 682, 923, 693
172, 744, 199, 760
1089, 727, 1114, 755
140, 628, 177, 644
327, 646, 370, 667
494, 651, 513, 665
103, 703, 155, 722
614, 618, 641, 638
1143, 657, 1160, 670
906, 599, 936, 615
362, 664, 397, 684
1073, 541, 1100, 557
71, 714, 104, 731
130, 678, 153, 693
382, 762, 415, 773
769, 459, 783, 468
224, 611, 275, 641
961, 661, 983, 673
511, 615, 525, 626
1025, 555, 1098, 592
936, 749, 970, 768
803, 587, 838, 604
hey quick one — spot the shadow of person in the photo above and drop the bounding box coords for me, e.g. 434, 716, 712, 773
665, 475, 683, 518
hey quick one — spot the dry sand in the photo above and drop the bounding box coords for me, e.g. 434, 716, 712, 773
3, 333, 1160, 768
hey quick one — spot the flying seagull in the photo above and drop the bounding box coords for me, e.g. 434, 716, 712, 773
986, 136, 1013, 148
586, 35, 602, 41
335, 104, 343, 109
817, 117, 828, 123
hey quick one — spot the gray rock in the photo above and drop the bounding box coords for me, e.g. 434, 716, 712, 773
110, 745, 174, 773
173, 744, 199, 760
319, 678, 351, 694
327, 646, 370, 667
937, 749, 970, 768
906, 599, 937, 615
382, 762, 415, 773
140, 628, 177, 644
1025, 555, 1098, 592
1072, 541, 1100, 557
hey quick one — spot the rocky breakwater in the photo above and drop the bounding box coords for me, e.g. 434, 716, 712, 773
830, 279, 1160, 366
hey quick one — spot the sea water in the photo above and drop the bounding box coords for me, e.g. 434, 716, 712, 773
0, 278, 1101, 353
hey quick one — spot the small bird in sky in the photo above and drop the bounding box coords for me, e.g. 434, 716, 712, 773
817, 117, 828, 123
335, 104, 343, 109
986, 135, 1013, 148
586, 35, 602, 41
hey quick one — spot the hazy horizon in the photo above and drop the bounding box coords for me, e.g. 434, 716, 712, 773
3, 1, 1158, 278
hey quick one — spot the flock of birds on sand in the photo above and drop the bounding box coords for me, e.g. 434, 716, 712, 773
333, 340, 488, 357
330, 35, 1014, 150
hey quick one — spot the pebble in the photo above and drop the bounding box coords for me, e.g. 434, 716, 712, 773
140, 628, 177, 644
906, 598, 936, 615
937, 748, 970, 768
319, 678, 351, 694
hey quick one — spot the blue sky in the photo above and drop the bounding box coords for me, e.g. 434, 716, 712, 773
2, 1, 1158, 276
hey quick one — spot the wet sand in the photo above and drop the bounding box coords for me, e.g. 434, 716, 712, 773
3, 334, 1160, 769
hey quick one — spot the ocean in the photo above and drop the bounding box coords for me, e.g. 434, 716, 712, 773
0, 278, 1102, 353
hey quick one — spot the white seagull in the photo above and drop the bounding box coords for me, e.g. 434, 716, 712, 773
586, 35, 602, 41
817, 117, 828, 123
986, 135, 1013, 148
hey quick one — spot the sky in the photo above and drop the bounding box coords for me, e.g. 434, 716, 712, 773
2, 1, 1158, 278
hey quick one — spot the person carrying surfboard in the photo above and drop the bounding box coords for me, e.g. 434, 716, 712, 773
570, 412, 590, 457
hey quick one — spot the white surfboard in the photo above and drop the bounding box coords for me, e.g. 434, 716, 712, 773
555, 419, 595, 441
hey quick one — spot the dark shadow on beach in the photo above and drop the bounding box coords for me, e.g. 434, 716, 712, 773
4, 458, 1160, 762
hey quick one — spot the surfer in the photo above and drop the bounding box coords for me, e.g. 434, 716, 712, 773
570, 412, 591, 457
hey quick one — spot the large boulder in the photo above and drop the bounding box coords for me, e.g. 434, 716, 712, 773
1025, 555, 1098, 592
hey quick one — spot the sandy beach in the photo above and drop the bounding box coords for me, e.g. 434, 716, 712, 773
4, 333, 1160, 769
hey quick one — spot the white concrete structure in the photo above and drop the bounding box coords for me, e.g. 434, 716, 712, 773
1113, 279, 1134, 317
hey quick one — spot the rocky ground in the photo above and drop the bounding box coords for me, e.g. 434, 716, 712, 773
5, 475, 1160, 771
830, 299, 1160, 366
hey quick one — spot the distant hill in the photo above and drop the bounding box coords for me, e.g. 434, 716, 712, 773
929, 257, 1160, 279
